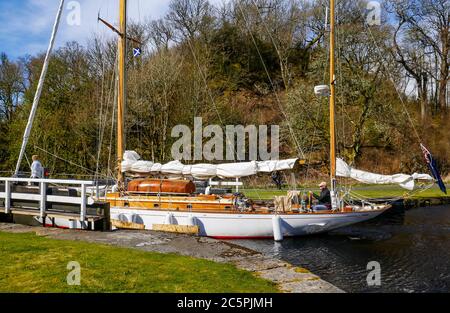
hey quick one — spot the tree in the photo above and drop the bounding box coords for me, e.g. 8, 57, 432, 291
0, 53, 25, 122
1, 0, 449, 178
167, 0, 214, 41
389, 0, 449, 114
148, 18, 174, 51
210, 21, 280, 90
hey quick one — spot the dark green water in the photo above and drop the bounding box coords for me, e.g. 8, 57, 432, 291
233, 205, 450, 293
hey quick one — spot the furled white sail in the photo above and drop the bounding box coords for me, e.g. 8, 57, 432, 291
216, 161, 258, 178
257, 159, 299, 172
121, 151, 153, 173
160, 160, 185, 175
184, 164, 217, 180
336, 158, 433, 190
121, 151, 298, 179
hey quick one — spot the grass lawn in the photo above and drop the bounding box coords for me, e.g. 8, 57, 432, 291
0, 231, 278, 293
241, 184, 449, 200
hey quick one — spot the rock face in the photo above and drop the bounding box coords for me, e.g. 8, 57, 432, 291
0, 222, 344, 293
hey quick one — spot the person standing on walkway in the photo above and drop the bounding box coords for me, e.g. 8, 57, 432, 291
30, 155, 44, 179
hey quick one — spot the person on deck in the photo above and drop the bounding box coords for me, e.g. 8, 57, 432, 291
312, 181, 331, 210
30, 155, 44, 179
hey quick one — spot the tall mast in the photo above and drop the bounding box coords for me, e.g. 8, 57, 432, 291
14, 0, 65, 177
117, 0, 127, 188
329, 0, 336, 189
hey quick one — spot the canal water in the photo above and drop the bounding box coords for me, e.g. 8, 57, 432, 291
233, 205, 450, 293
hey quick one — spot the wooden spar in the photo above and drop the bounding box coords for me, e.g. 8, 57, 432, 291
117, 0, 127, 189
98, 16, 142, 45
329, 0, 336, 187
100, 1, 142, 191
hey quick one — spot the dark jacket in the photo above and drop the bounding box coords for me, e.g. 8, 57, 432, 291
314, 188, 331, 205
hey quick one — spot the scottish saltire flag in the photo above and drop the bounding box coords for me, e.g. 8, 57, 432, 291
420, 143, 447, 194
133, 47, 141, 57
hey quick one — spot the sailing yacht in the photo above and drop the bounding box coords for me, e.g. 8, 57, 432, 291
13, 0, 435, 239
100, 0, 395, 239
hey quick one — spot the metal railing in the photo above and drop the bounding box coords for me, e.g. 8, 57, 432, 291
209, 178, 243, 192
0, 177, 95, 228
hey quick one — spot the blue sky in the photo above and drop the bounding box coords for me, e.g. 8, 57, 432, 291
0, 0, 226, 59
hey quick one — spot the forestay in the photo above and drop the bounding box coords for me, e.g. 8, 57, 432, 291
121, 151, 298, 179
336, 158, 433, 190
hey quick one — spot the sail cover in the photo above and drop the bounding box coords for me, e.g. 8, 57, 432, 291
121, 151, 298, 179
336, 158, 433, 190
183, 164, 218, 180
256, 159, 298, 172
216, 161, 258, 178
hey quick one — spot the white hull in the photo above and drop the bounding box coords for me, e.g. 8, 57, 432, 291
108, 208, 387, 238
35, 207, 388, 238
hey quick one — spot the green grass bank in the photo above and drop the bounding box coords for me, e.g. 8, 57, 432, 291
0, 231, 278, 293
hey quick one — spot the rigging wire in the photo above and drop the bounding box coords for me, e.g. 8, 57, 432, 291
34, 145, 98, 175
185, 38, 230, 143
328, 3, 437, 203
301, 4, 332, 188
24, 153, 31, 169
355, 4, 422, 144
347, 180, 435, 203
246, 0, 432, 199
106, 62, 119, 180
335, 2, 346, 158
235, 1, 341, 195
183, 3, 285, 200
95, 44, 119, 180
137, 0, 141, 26
95, 44, 106, 178
186, 37, 265, 200
335, 1, 351, 194
236, 1, 305, 160
245, 1, 332, 194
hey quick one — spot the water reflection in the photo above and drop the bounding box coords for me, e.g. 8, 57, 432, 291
232, 205, 450, 293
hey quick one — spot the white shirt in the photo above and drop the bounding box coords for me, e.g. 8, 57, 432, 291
31, 160, 44, 178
